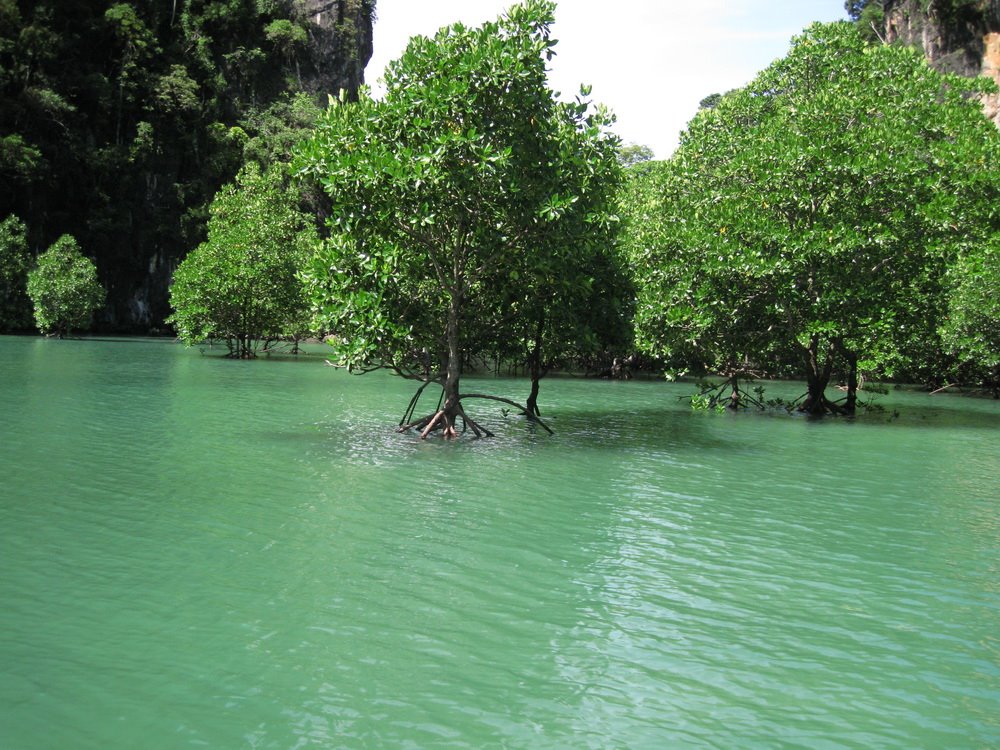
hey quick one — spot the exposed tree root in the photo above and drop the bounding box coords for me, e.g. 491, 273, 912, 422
397, 387, 553, 439
692, 376, 766, 411
419, 410, 448, 438
792, 391, 850, 416
398, 380, 442, 429
461, 393, 554, 435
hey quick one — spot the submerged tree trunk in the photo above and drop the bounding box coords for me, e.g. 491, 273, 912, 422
525, 368, 541, 417
399, 291, 551, 440
799, 334, 841, 415
405, 289, 492, 439
728, 373, 741, 409
525, 313, 544, 417
229, 333, 256, 359
438, 292, 463, 439
843, 348, 859, 414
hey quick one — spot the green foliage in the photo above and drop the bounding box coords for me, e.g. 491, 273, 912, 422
941, 237, 1000, 387
625, 22, 1000, 410
617, 142, 655, 167
0, 214, 32, 330
26, 235, 105, 336
154, 65, 200, 115
167, 164, 318, 358
845, 1, 883, 21
265, 18, 308, 53
486, 87, 628, 408
698, 93, 722, 110
241, 92, 322, 168
845, 0, 886, 42
0, 134, 43, 181
295, 0, 623, 383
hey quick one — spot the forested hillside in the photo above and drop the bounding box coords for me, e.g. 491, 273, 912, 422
0, 0, 374, 331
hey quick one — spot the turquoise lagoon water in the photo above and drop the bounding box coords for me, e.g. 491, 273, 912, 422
1, 336, 998, 748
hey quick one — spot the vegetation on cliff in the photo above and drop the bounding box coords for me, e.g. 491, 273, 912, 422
0, 215, 32, 332
0, 0, 373, 330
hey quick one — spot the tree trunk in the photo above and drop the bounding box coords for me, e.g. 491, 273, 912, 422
525, 313, 544, 417
728, 373, 741, 409
526, 372, 541, 417
800, 334, 837, 415
439, 292, 462, 438
843, 348, 859, 414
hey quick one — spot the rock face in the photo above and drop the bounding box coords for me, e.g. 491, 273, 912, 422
883, 0, 1000, 125
300, 0, 376, 99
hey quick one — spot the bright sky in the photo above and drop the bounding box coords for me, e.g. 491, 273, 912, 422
365, 1, 849, 157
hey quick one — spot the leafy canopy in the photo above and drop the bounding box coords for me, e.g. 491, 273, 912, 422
941, 236, 1000, 387
167, 164, 318, 358
295, 0, 621, 379
626, 21, 999, 402
26, 234, 105, 336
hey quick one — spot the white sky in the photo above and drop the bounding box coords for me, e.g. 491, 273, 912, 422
365, 1, 849, 157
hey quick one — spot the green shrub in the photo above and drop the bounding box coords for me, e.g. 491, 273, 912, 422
26, 235, 105, 336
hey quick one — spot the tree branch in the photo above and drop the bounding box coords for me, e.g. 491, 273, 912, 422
459, 393, 555, 434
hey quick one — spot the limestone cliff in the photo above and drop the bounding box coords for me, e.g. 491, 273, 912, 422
0, 0, 376, 333
883, 0, 1000, 124
301, 0, 376, 99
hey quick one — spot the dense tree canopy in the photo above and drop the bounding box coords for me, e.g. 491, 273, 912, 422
168, 164, 317, 358
486, 86, 628, 415
26, 234, 106, 337
617, 143, 655, 167
295, 0, 623, 437
625, 22, 1000, 413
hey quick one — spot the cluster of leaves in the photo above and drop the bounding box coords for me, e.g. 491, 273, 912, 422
167, 165, 318, 358
0, 214, 32, 331
622, 21, 1000, 409
941, 237, 1000, 389
26, 235, 106, 337
0, 0, 370, 330
296, 1, 624, 370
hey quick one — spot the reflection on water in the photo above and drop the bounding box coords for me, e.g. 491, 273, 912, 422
1, 336, 998, 748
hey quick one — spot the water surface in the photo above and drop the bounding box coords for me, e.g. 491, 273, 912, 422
1, 336, 998, 748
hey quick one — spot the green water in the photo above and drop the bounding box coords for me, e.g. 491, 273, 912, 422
1, 336, 998, 749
